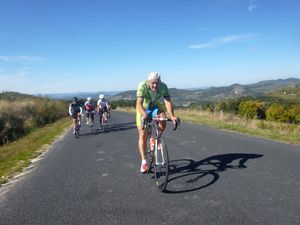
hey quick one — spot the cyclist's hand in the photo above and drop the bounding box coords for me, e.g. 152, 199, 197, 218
171, 116, 179, 125
141, 113, 148, 130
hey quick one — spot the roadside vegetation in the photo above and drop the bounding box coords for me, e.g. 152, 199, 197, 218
113, 98, 300, 145
0, 92, 68, 145
0, 117, 70, 184
0, 92, 71, 184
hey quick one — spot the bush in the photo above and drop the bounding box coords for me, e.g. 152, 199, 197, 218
238, 100, 266, 119
266, 103, 285, 122
0, 98, 68, 145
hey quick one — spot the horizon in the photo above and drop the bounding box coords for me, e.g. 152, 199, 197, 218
1, 76, 299, 96
1, 0, 300, 94
34, 77, 300, 96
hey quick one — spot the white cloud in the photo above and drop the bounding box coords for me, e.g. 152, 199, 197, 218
248, 0, 258, 12
0, 55, 45, 63
189, 34, 257, 49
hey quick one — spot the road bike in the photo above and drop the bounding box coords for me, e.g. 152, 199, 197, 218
98, 109, 108, 132
86, 110, 94, 132
73, 117, 81, 139
145, 117, 180, 192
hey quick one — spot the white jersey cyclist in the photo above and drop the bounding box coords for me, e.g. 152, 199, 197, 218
97, 94, 110, 113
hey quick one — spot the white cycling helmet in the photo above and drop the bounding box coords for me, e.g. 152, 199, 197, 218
148, 72, 161, 81
87, 97, 92, 101
99, 94, 104, 99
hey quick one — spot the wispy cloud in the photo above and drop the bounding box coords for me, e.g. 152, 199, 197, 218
0, 55, 45, 63
188, 34, 257, 49
248, 0, 258, 13
198, 27, 209, 31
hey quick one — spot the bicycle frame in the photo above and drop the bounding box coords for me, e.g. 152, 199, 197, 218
74, 117, 81, 138
147, 119, 166, 166
145, 117, 179, 191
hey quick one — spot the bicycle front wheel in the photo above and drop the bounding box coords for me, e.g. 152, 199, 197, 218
153, 138, 169, 191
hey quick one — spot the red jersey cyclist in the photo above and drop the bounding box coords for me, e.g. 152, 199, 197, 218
84, 97, 95, 126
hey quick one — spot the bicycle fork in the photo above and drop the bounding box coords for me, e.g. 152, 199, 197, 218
155, 142, 165, 166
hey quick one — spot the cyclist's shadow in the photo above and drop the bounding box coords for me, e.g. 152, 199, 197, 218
165, 153, 263, 193
79, 122, 136, 136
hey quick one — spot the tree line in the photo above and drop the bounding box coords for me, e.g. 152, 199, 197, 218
110, 96, 300, 124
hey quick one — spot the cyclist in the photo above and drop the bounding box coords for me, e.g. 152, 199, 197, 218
84, 97, 95, 126
136, 72, 178, 173
97, 94, 110, 129
68, 97, 83, 134
106, 97, 112, 121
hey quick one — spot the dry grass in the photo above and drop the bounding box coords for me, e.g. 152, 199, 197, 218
0, 117, 70, 184
117, 107, 300, 145
175, 109, 300, 145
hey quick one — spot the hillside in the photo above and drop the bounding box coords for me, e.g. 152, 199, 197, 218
267, 84, 300, 100
111, 78, 300, 106
0, 91, 38, 101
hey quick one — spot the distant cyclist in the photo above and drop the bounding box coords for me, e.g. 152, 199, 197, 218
136, 72, 178, 173
84, 97, 95, 126
68, 97, 83, 134
97, 94, 110, 129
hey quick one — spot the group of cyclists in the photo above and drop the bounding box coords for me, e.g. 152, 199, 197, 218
68, 72, 179, 173
68, 94, 111, 134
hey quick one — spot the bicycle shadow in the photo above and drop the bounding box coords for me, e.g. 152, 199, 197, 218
79, 122, 136, 136
165, 153, 263, 194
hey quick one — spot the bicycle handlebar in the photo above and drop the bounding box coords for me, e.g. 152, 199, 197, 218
151, 117, 181, 131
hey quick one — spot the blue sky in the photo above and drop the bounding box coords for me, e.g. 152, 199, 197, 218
0, 0, 299, 94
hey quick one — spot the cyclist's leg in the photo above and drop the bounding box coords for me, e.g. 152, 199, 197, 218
72, 118, 77, 130
77, 113, 81, 126
99, 110, 103, 128
91, 111, 94, 124
86, 111, 89, 124
103, 108, 108, 123
136, 109, 148, 160
137, 126, 147, 161
71, 113, 77, 131
151, 107, 166, 136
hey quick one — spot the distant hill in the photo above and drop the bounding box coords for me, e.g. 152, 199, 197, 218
111, 78, 300, 106
267, 83, 300, 100
0, 91, 38, 101
44, 91, 120, 100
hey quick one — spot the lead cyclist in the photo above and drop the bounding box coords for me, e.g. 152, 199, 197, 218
136, 72, 178, 173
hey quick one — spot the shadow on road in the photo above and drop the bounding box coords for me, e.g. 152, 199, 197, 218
78, 122, 136, 137
165, 153, 263, 194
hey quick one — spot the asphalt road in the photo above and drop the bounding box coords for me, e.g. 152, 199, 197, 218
1, 111, 300, 225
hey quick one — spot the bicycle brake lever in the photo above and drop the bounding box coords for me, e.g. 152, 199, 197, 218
172, 118, 180, 131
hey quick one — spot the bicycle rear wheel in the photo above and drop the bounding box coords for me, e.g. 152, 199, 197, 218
74, 128, 80, 139
153, 138, 169, 191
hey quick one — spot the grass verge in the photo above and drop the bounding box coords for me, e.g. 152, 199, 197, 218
0, 117, 71, 184
116, 107, 300, 146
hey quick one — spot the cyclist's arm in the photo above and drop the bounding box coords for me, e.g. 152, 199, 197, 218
96, 101, 100, 111
68, 105, 72, 116
136, 97, 147, 119
164, 96, 177, 123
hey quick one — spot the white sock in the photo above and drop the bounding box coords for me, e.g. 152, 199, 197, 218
142, 159, 146, 164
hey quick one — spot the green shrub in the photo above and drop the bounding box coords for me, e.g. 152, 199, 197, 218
266, 103, 285, 122
238, 100, 266, 119
0, 98, 67, 145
